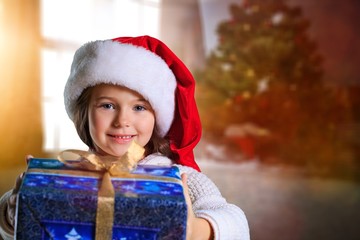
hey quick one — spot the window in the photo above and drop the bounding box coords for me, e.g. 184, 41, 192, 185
41, 0, 162, 152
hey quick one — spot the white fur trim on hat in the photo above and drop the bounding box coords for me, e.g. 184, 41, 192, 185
64, 40, 177, 137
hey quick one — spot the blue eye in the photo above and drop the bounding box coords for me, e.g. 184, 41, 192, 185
101, 103, 115, 109
133, 105, 146, 111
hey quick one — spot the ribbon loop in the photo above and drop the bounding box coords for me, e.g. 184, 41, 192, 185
57, 141, 145, 174
57, 141, 145, 240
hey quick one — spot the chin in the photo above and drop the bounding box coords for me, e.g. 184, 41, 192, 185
94, 146, 125, 158
108, 149, 127, 158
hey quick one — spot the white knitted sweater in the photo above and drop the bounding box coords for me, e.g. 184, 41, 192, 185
0, 154, 250, 240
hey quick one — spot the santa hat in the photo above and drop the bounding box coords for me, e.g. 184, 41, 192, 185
64, 35, 201, 171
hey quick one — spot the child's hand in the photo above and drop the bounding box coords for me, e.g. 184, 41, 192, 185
6, 155, 32, 227
6, 172, 24, 227
181, 173, 213, 240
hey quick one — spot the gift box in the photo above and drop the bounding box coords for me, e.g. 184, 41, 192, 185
15, 158, 187, 240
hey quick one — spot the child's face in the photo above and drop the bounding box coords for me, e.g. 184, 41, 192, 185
88, 84, 155, 157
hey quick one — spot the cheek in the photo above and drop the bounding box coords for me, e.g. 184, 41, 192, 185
88, 109, 105, 135
146, 116, 156, 132
138, 115, 155, 136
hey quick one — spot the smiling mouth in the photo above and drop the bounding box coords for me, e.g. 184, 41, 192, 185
108, 134, 135, 140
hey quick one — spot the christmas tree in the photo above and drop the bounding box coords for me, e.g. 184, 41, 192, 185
196, 0, 355, 177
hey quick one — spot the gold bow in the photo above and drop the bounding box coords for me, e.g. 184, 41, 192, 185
58, 141, 145, 240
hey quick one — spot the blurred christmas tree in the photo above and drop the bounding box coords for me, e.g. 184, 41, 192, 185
196, 0, 355, 178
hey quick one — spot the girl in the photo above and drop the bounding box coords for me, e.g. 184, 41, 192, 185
0, 36, 250, 239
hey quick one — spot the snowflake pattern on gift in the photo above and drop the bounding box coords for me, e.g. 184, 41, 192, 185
42, 221, 159, 240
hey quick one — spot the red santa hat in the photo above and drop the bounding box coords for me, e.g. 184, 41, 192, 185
64, 35, 201, 171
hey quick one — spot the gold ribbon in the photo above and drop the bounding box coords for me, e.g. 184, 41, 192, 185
57, 141, 145, 240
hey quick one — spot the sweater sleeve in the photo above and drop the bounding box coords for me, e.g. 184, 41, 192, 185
0, 190, 14, 240
176, 165, 250, 240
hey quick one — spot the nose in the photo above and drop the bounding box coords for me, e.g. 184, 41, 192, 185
113, 109, 130, 128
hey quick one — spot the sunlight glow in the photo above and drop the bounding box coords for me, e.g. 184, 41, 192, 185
0, 2, 3, 19
41, 49, 87, 151
0, 1, 4, 63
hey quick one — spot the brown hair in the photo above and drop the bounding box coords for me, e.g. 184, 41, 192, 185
73, 87, 94, 150
72, 86, 173, 158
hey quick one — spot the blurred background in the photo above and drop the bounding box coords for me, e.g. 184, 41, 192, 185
1, 0, 360, 239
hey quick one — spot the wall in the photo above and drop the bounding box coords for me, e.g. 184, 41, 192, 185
159, 0, 205, 71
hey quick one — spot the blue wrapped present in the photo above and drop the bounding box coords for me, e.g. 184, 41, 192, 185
15, 158, 187, 240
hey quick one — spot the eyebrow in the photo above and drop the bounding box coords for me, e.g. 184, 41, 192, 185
94, 96, 149, 104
